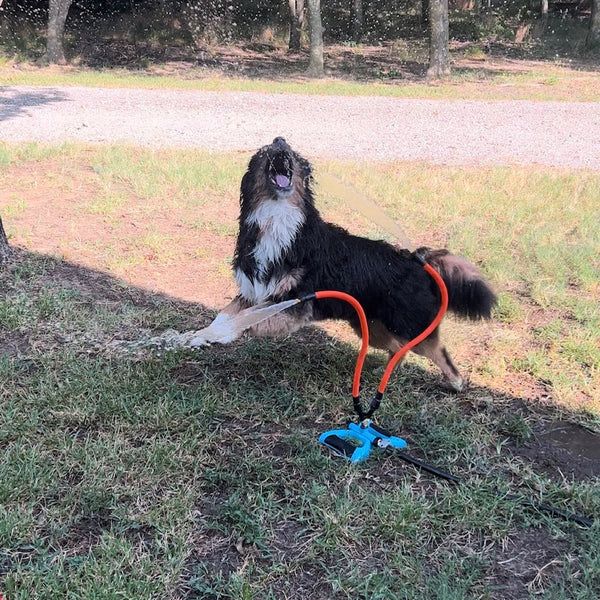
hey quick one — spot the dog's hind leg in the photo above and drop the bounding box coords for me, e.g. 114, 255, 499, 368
364, 320, 407, 355
412, 330, 465, 392
353, 321, 464, 392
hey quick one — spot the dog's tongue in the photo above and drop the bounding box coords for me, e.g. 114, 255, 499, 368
275, 174, 291, 188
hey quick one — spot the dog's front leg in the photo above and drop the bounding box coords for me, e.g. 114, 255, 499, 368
187, 297, 249, 347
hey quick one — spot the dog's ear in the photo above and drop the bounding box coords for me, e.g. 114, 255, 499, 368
240, 171, 252, 207
298, 156, 313, 189
300, 156, 312, 177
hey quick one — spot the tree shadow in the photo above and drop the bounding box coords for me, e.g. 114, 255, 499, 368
2, 245, 598, 484
0, 87, 69, 123
2, 245, 598, 482
67, 22, 600, 81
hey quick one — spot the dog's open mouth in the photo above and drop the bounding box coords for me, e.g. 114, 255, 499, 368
268, 152, 293, 190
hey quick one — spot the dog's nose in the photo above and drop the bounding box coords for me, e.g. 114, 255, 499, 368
273, 137, 287, 147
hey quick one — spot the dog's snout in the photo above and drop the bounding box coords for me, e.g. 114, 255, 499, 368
273, 137, 287, 147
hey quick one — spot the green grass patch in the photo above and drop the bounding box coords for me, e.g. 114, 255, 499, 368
0, 144, 599, 598
2, 61, 600, 101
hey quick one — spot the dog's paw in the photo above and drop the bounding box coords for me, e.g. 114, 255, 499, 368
443, 375, 468, 393
450, 378, 465, 393
184, 313, 239, 347
188, 334, 212, 348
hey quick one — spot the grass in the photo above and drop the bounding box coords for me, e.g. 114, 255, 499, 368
3, 61, 600, 102
0, 143, 599, 599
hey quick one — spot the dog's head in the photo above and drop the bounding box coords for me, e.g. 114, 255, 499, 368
240, 137, 313, 211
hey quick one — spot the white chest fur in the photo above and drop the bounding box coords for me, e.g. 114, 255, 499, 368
235, 197, 304, 303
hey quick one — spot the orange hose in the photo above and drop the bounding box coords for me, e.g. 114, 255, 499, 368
377, 262, 448, 394
314, 290, 369, 398
311, 261, 448, 408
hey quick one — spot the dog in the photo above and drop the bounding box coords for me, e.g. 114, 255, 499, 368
189, 137, 497, 392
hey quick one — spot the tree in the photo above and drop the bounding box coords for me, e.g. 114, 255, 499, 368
587, 0, 600, 49
352, 0, 363, 43
421, 0, 429, 27
0, 217, 11, 264
306, 0, 324, 77
45, 0, 74, 64
288, 0, 305, 52
427, 0, 450, 80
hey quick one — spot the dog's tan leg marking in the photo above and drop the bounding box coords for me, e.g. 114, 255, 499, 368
412, 331, 464, 392
248, 305, 313, 338
351, 320, 406, 355
352, 320, 464, 391
272, 268, 305, 298
362, 320, 407, 354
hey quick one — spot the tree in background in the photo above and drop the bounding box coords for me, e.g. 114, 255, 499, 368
306, 0, 324, 76
352, 0, 363, 43
288, 0, 305, 51
0, 217, 11, 264
427, 0, 450, 79
588, 0, 600, 49
45, 0, 73, 64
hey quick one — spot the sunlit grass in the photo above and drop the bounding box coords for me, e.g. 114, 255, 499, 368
2, 62, 600, 101
90, 145, 243, 207
314, 161, 600, 411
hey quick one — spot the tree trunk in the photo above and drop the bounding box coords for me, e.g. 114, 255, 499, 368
587, 0, 600, 49
45, 0, 73, 64
352, 0, 363, 43
421, 0, 430, 27
0, 217, 12, 264
306, 0, 324, 77
288, 0, 305, 52
427, 0, 450, 80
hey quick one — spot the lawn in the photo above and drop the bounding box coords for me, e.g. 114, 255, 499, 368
0, 143, 599, 599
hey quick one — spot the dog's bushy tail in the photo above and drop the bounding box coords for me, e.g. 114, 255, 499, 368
420, 248, 497, 320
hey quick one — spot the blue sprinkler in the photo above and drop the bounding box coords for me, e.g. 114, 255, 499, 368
319, 420, 407, 463
306, 254, 449, 464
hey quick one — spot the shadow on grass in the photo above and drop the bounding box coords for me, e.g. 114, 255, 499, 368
59, 19, 600, 80
2, 247, 598, 480
1, 247, 598, 599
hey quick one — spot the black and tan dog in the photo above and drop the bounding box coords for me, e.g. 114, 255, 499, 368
190, 137, 496, 391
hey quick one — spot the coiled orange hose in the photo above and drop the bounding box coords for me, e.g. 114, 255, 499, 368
312, 261, 448, 406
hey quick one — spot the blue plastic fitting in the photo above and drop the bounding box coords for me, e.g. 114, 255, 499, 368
319, 420, 407, 463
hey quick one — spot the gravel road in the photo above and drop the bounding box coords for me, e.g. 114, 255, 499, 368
1, 85, 600, 169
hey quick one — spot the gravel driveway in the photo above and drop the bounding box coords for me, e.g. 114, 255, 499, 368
1, 85, 600, 169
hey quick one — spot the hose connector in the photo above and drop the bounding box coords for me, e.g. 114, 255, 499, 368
413, 247, 428, 266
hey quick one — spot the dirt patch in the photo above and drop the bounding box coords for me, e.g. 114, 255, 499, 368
511, 420, 600, 482
1, 159, 238, 307
0, 331, 31, 357
489, 528, 572, 599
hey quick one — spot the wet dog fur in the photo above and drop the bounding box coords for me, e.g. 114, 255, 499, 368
191, 137, 497, 391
